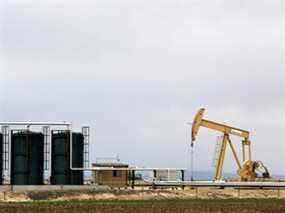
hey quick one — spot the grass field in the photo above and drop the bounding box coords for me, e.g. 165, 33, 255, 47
0, 198, 284, 213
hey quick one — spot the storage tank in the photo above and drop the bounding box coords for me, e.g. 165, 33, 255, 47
51, 131, 84, 185
11, 131, 44, 185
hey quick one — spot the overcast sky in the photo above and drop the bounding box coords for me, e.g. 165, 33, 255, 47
1, 0, 284, 175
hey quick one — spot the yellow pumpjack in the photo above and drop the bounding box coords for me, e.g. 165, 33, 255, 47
191, 108, 270, 181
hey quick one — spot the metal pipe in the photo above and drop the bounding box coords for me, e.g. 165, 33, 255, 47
69, 123, 73, 171
72, 167, 187, 171
0, 122, 71, 126
149, 180, 285, 188
0, 122, 186, 173
242, 142, 245, 162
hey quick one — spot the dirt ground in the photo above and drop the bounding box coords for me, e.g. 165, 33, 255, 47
0, 204, 284, 213
0, 188, 283, 213
0, 187, 284, 202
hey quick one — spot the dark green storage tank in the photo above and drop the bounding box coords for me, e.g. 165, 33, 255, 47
0, 133, 3, 185
51, 131, 84, 185
11, 131, 44, 185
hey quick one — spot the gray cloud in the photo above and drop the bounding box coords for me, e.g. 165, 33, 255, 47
1, 0, 285, 175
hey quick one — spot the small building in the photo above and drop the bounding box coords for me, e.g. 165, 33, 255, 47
92, 163, 129, 187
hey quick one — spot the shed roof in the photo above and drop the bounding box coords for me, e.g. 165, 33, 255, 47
92, 163, 129, 168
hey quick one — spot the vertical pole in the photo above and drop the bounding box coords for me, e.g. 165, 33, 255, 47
26, 131, 32, 184
153, 170, 157, 189
68, 124, 73, 185
248, 143, 252, 161
167, 169, 170, 181
190, 143, 194, 181
69, 124, 73, 171
50, 130, 54, 184
131, 170, 135, 189
181, 170, 185, 190
125, 169, 128, 189
242, 141, 245, 162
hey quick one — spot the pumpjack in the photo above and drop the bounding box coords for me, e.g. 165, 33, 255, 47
191, 108, 270, 181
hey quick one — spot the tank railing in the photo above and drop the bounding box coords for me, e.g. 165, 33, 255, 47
2, 125, 10, 184
0, 122, 73, 184
82, 127, 90, 168
43, 126, 51, 184
0, 122, 89, 171
0, 122, 78, 172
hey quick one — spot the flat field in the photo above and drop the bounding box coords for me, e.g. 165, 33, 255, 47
0, 188, 284, 212
0, 198, 285, 213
